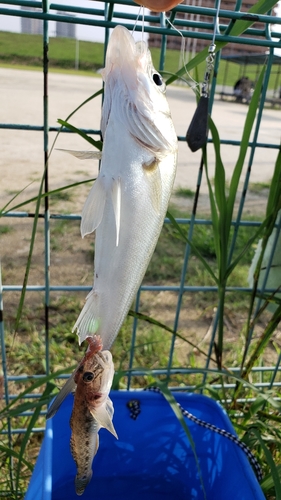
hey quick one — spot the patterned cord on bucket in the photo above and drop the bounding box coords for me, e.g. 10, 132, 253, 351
142, 386, 262, 483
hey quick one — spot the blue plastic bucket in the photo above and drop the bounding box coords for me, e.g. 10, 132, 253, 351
25, 391, 265, 500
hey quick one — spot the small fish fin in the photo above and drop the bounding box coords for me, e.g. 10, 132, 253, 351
81, 175, 107, 238
90, 401, 118, 439
110, 176, 121, 246
72, 289, 101, 345
121, 97, 175, 156
142, 159, 162, 214
56, 148, 102, 160
46, 373, 76, 419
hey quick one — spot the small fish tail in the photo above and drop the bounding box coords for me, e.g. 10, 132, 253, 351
75, 470, 93, 496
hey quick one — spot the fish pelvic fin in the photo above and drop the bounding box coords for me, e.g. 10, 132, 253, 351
81, 174, 121, 246
72, 290, 101, 345
90, 398, 118, 439
81, 174, 107, 238
75, 469, 93, 496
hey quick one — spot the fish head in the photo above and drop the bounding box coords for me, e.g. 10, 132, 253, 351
101, 25, 178, 156
75, 349, 114, 409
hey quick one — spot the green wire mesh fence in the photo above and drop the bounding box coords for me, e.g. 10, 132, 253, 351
0, 0, 281, 493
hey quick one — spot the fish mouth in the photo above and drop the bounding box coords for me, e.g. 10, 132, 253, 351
101, 25, 147, 87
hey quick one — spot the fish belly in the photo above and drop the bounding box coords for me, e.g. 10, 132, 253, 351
76, 124, 177, 348
70, 406, 99, 496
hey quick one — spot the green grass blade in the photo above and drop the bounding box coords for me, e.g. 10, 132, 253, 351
0, 182, 34, 216
166, 210, 219, 285
208, 119, 227, 216
152, 379, 206, 500
226, 66, 266, 227
128, 310, 218, 364
202, 148, 221, 268
225, 216, 269, 279
14, 382, 54, 494
266, 146, 281, 218
261, 465, 281, 495
49, 88, 103, 157
13, 170, 45, 334
243, 304, 281, 376
251, 427, 281, 499
208, 119, 229, 279
1, 178, 95, 215
0, 445, 33, 472
57, 119, 103, 150
0, 366, 76, 417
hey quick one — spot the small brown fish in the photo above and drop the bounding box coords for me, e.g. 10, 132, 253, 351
46, 335, 117, 496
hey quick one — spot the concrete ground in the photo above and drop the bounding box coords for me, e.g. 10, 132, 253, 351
0, 67, 280, 213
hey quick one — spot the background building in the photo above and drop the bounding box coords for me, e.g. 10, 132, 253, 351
21, 7, 43, 35
149, 0, 277, 56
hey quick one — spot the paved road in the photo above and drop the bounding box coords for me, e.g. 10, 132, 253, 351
0, 67, 280, 212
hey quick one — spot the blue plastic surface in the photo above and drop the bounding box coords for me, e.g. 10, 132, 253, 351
25, 391, 265, 500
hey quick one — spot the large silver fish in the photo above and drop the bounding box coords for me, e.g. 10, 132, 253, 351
46, 336, 117, 496
73, 25, 178, 348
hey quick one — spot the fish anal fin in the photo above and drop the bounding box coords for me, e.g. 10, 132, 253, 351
90, 403, 118, 439
110, 177, 121, 246
142, 158, 162, 215
81, 175, 107, 238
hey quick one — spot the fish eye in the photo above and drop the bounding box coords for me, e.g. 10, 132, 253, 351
152, 73, 163, 86
83, 371, 94, 382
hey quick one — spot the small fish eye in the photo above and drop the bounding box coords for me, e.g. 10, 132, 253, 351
153, 73, 163, 86
83, 371, 94, 382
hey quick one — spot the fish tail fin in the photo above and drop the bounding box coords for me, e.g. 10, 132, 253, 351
75, 470, 93, 496
72, 290, 101, 345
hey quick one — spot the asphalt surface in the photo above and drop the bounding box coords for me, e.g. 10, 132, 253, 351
1, 67, 280, 212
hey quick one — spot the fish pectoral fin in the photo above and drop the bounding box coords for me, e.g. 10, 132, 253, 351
110, 176, 121, 246
56, 148, 102, 160
46, 373, 77, 419
81, 174, 107, 238
90, 405, 118, 439
142, 158, 162, 215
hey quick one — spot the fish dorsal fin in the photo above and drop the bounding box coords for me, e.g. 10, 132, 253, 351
90, 398, 118, 439
46, 373, 77, 419
142, 158, 162, 215
110, 177, 121, 246
56, 149, 102, 160
81, 174, 107, 238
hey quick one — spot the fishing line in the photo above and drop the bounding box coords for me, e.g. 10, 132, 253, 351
186, 0, 221, 152
134, 387, 263, 483
132, 5, 145, 42
165, 16, 199, 92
